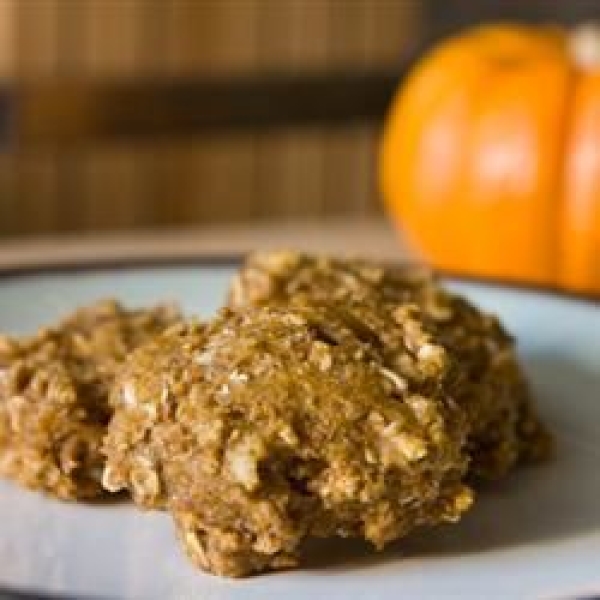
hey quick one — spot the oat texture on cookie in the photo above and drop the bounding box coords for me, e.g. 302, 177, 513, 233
103, 305, 473, 577
229, 251, 552, 479
0, 300, 181, 500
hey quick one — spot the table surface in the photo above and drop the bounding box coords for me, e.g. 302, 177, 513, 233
0, 218, 410, 270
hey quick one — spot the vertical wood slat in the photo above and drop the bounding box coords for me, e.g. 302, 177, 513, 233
167, 0, 260, 75
52, 0, 87, 233
124, 0, 173, 230
363, 0, 423, 67
168, 137, 258, 224
79, 1, 145, 231
0, 153, 15, 236
323, 125, 377, 217
16, 0, 59, 77
322, 1, 421, 218
83, 0, 140, 77
12, 0, 60, 237
0, 1, 15, 235
325, 1, 371, 218
254, 128, 325, 220
14, 152, 61, 234
0, 0, 14, 78
256, 0, 329, 220
323, 0, 421, 218
160, 0, 260, 226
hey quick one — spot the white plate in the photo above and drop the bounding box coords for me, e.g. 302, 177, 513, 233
0, 262, 599, 600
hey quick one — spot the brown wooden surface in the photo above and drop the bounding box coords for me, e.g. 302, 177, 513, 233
0, 1, 420, 238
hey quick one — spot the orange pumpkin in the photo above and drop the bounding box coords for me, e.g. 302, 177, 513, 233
380, 24, 600, 293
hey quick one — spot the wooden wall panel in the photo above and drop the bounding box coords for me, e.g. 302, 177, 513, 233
0, 0, 14, 236
3, 0, 421, 237
79, 1, 146, 233
363, 1, 421, 66
13, 152, 61, 235
0, 0, 14, 78
167, 0, 260, 75
82, 0, 141, 77
159, 0, 261, 229
9, 2, 59, 238
257, 0, 329, 72
323, 125, 377, 216
77, 148, 146, 231
16, 0, 59, 77
171, 137, 258, 223
256, 1, 329, 220
0, 154, 15, 235
255, 129, 325, 220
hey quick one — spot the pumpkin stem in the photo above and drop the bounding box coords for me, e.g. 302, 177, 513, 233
570, 24, 600, 69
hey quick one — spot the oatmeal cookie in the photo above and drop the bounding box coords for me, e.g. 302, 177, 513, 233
0, 299, 181, 500
228, 251, 551, 479
103, 306, 473, 577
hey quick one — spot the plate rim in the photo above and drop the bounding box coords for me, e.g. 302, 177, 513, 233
0, 253, 598, 308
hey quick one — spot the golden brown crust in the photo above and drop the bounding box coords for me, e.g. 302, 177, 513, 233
0, 299, 181, 500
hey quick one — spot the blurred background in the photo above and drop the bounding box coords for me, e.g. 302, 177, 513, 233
0, 0, 598, 239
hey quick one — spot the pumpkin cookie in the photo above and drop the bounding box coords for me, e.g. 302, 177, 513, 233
0, 300, 181, 500
103, 305, 472, 577
228, 251, 551, 479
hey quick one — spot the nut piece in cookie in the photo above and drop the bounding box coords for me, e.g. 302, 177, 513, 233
228, 251, 552, 479
103, 306, 472, 577
0, 299, 181, 500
